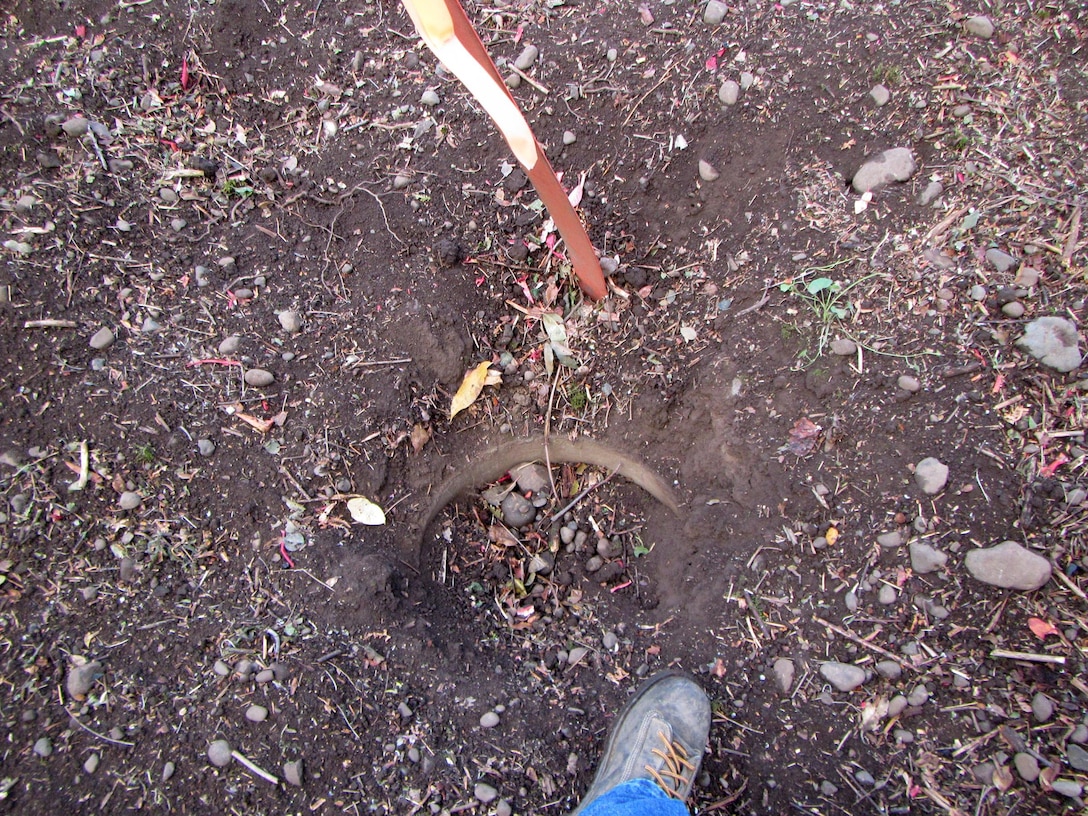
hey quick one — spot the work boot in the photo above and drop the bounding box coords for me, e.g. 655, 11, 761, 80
570, 671, 711, 814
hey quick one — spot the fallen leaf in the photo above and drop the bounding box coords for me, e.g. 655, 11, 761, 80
347, 496, 386, 525
236, 411, 274, 433
410, 423, 431, 453
1027, 617, 1059, 639
541, 312, 577, 367
450, 362, 502, 419
992, 764, 1014, 792
787, 417, 822, 456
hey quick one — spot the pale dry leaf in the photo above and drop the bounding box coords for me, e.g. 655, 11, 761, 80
347, 496, 386, 526
450, 362, 502, 419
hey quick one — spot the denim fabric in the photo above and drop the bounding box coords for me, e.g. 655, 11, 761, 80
579, 779, 691, 816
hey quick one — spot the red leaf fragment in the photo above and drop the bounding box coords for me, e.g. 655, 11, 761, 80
1028, 616, 1059, 639
787, 417, 823, 456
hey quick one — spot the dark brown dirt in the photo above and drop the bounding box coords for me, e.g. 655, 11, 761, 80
2, 1, 1087, 815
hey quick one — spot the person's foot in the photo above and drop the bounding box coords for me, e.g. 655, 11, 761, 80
571, 671, 711, 813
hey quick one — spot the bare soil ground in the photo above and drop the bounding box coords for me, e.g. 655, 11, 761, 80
1, 1, 1087, 814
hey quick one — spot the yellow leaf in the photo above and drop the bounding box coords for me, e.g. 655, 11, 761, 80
347, 497, 386, 526
825, 527, 839, 546
450, 362, 501, 419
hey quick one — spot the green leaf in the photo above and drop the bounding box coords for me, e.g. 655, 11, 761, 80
806, 277, 836, 295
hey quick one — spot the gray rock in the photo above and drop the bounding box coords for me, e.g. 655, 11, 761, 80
719, 80, 740, 106
914, 457, 949, 495
283, 758, 304, 786
278, 310, 301, 333
141, 317, 161, 333
162, 761, 175, 782
1072, 724, 1088, 743
1066, 743, 1088, 772
500, 492, 535, 527
1017, 317, 1082, 372
67, 660, 103, 697
877, 530, 904, 549
897, 375, 921, 393
62, 116, 90, 137
917, 180, 943, 206
869, 84, 890, 106
213, 659, 231, 676
208, 739, 233, 767
985, 248, 1018, 273
33, 737, 53, 757
197, 439, 216, 457
851, 147, 917, 193
1051, 779, 1083, 798
475, 783, 499, 804
703, 0, 727, 25
830, 338, 857, 356
218, 335, 241, 354
772, 658, 795, 693
1031, 692, 1054, 722
245, 704, 268, 723
909, 541, 947, 574
965, 540, 1052, 591
119, 556, 135, 582
875, 660, 902, 680
1002, 302, 1025, 319
84, 753, 100, 773
606, 48, 618, 63
89, 327, 115, 350
1014, 752, 1039, 781
878, 584, 898, 605
511, 463, 549, 495
118, 491, 142, 510
854, 769, 875, 787
420, 89, 440, 107
514, 45, 539, 71
965, 15, 995, 39
739, 71, 755, 90
255, 668, 274, 684
820, 661, 867, 692
563, 130, 576, 145
888, 695, 908, 717
969, 284, 987, 301
393, 174, 411, 190
907, 684, 930, 707
244, 368, 275, 387
480, 711, 500, 728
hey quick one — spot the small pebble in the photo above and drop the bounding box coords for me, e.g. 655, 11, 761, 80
420, 89, 440, 106
162, 761, 175, 782
869, 85, 890, 106
718, 80, 740, 106
84, 753, 100, 773
475, 783, 499, 804
514, 45, 539, 71
278, 310, 301, 333
213, 659, 231, 677
562, 130, 577, 145
284, 758, 304, 786
33, 737, 53, 758
244, 368, 275, 387
89, 327, 115, 350
1031, 692, 1054, 722
1001, 301, 1025, 318
878, 584, 897, 605
480, 711, 501, 728
62, 116, 90, 137
118, 491, 142, 510
830, 338, 857, 356
197, 439, 216, 457
218, 335, 241, 354
875, 660, 901, 680
1065, 743, 1088, 772
245, 704, 268, 723
1051, 779, 1083, 798
208, 739, 233, 767
255, 668, 275, 684
897, 375, 921, 393
698, 159, 720, 182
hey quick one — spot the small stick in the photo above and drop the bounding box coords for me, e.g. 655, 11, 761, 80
231, 749, 280, 785
545, 465, 620, 526
68, 710, 136, 747
989, 649, 1066, 666
24, 319, 77, 329
507, 64, 550, 94
68, 441, 89, 492
813, 616, 914, 672
85, 129, 109, 171
187, 358, 241, 367
1052, 567, 1087, 602
1062, 202, 1082, 267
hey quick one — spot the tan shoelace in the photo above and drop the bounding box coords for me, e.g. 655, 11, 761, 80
645, 730, 696, 798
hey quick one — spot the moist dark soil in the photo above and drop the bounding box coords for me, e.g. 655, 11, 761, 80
1, 1, 1087, 814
